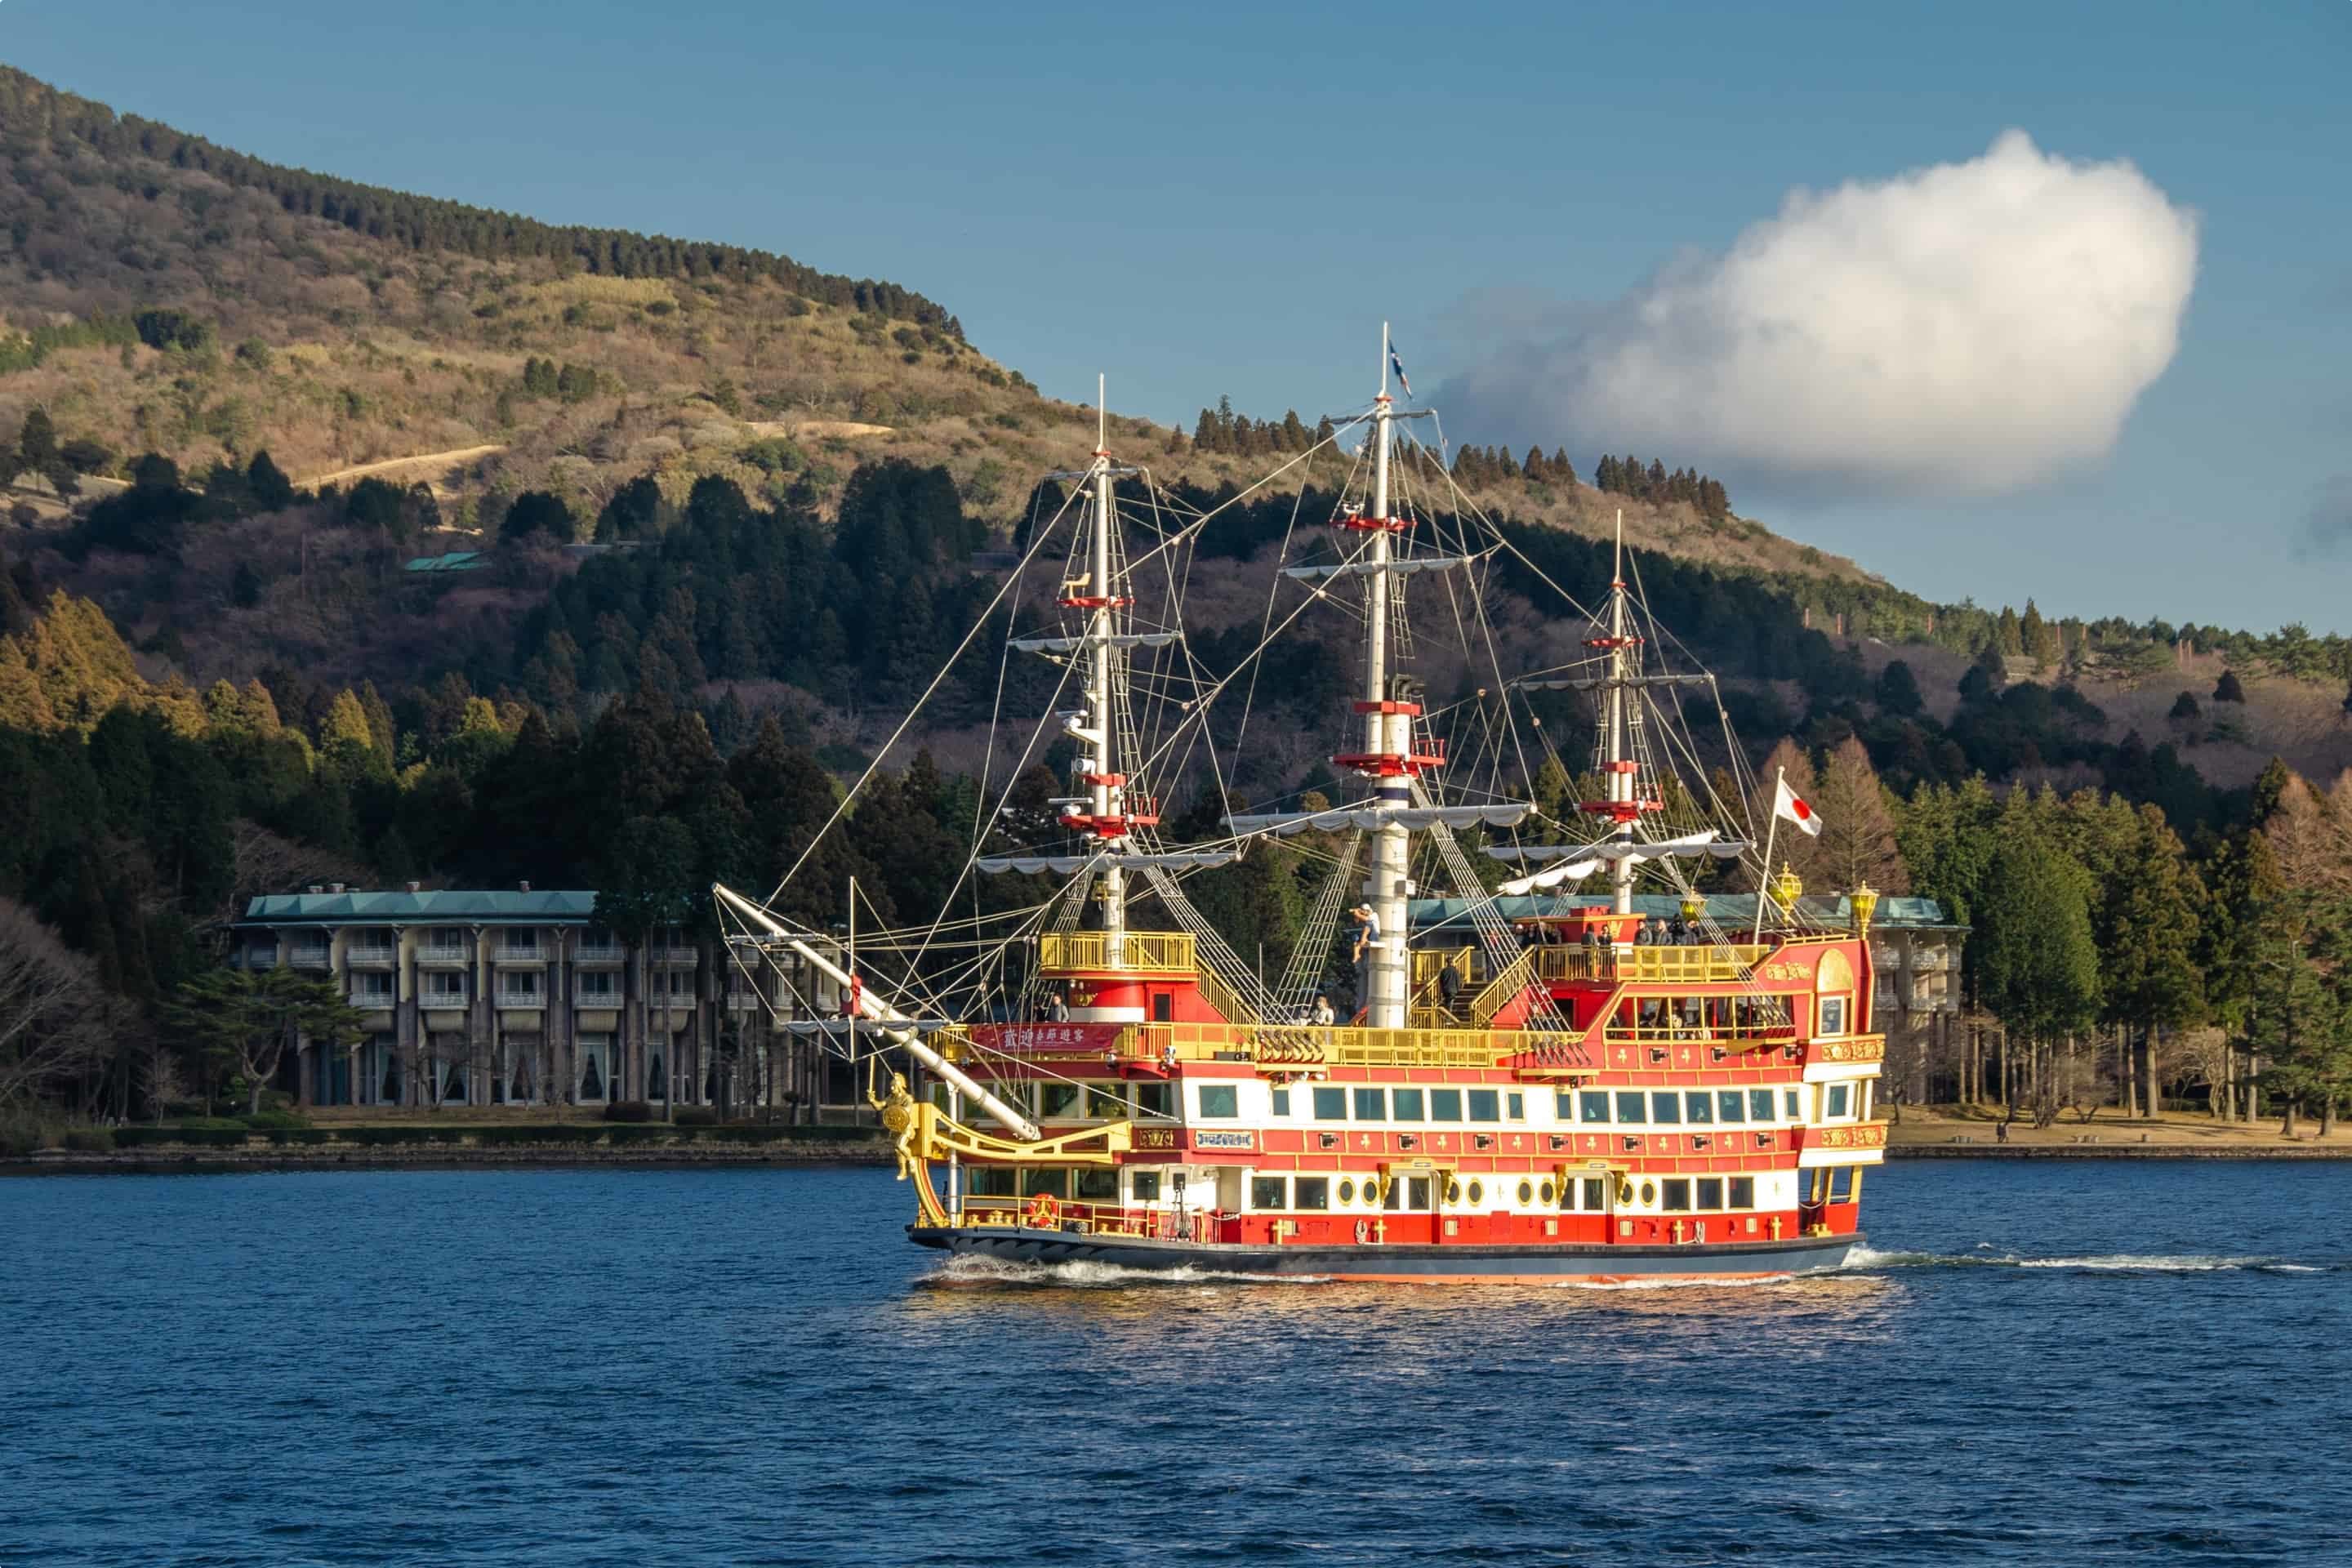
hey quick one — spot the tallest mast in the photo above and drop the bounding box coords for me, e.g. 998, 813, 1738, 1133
1359, 324, 1410, 1029
1084, 379, 1127, 964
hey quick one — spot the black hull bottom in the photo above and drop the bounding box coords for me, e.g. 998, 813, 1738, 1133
909, 1224, 1860, 1282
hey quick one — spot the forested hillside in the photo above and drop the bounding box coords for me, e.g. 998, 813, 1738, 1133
6, 62, 2352, 1140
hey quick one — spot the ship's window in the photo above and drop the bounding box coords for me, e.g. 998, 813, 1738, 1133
1615, 1091, 1646, 1125
1135, 1082, 1172, 1118
1087, 1084, 1125, 1118
1507, 1091, 1526, 1120
1392, 1088, 1425, 1121
1040, 1082, 1082, 1118
1467, 1180, 1485, 1205
1294, 1177, 1330, 1211
1251, 1176, 1287, 1210
1582, 1177, 1606, 1211
1196, 1085, 1240, 1119
1829, 1167, 1860, 1203
1429, 1089, 1463, 1121
1697, 1178, 1724, 1210
1270, 1088, 1291, 1117
1445, 1178, 1462, 1204
1338, 1179, 1356, 1204
1650, 1092, 1682, 1125
1579, 1091, 1610, 1125
1784, 1088, 1802, 1119
1718, 1090, 1744, 1124
1819, 996, 1847, 1037
1539, 1180, 1556, 1205
1517, 1179, 1534, 1205
1661, 1178, 1691, 1212
1638, 1181, 1656, 1207
1748, 1088, 1775, 1123
1468, 1089, 1500, 1123
1152, 991, 1174, 1023
1353, 1087, 1385, 1121
1557, 1089, 1577, 1120
1132, 1171, 1163, 1202
969, 1167, 1018, 1197
1826, 1083, 1852, 1119
1312, 1086, 1348, 1120
1077, 1169, 1118, 1201
1409, 1177, 1432, 1210
1364, 1179, 1383, 1207
1683, 1092, 1713, 1125
1024, 1169, 1070, 1200
1729, 1176, 1754, 1209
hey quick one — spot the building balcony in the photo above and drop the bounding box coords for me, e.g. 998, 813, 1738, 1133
494, 947, 547, 965
573, 943, 624, 966
347, 987, 398, 1010
287, 948, 333, 971
345, 947, 398, 970
493, 989, 547, 1011
573, 987, 623, 1009
650, 947, 699, 969
416, 946, 474, 969
419, 991, 470, 1015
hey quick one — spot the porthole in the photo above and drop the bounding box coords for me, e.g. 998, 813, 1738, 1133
1365, 1180, 1383, 1206
1517, 1179, 1535, 1205
1468, 1179, 1485, 1205
1446, 1179, 1462, 1204
1639, 1181, 1657, 1206
1338, 1178, 1356, 1203
1540, 1180, 1556, 1205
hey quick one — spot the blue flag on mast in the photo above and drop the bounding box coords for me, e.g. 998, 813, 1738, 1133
1388, 345, 1412, 399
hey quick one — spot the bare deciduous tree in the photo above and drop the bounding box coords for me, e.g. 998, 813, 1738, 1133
0, 898, 119, 1107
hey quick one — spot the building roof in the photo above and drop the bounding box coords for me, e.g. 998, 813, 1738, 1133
239, 889, 599, 926
1410, 892, 1964, 934
402, 550, 488, 573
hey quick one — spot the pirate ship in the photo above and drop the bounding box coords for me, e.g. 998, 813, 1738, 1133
714, 332, 1884, 1283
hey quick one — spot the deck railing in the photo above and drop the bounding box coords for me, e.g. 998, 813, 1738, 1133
1038, 930, 1197, 975
1530, 944, 1771, 985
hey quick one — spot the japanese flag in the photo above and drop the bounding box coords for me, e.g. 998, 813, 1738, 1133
1774, 775, 1823, 837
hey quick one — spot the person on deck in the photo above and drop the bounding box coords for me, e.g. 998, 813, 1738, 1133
1312, 995, 1335, 1027
1046, 989, 1069, 1022
1633, 919, 1652, 947
1437, 962, 1465, 1015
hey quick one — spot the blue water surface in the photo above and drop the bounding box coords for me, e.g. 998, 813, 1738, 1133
3, 1160, 2348, 1566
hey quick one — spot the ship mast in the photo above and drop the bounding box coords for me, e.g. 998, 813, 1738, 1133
1084, 383, 1129, 966
1361, 325, 1410, 1029
1604, 514, 1637, 916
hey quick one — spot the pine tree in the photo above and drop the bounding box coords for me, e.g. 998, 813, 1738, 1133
2214, 669, 2247, 703
1811, 737, 1909, 893
1996, 605, 2025, 657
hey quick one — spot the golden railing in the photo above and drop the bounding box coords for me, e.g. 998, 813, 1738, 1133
1038, 930, 1197, 974
1527, 944, 1770, 985
1468, 949, 1535, 1025
1192, 961, 1252, 1026
1127, 1020, 1544, 1070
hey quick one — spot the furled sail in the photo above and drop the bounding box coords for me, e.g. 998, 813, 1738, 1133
1489, 830, 1748, 895
1226, 803, 1530, 837
975, 849, 1241, 875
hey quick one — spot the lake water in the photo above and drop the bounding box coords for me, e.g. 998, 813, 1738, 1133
3, 1160, 2347, 1566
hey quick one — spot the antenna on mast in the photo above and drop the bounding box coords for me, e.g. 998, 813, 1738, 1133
1097, 372, 1107, 454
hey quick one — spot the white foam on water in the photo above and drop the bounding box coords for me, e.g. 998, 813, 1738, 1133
925, 1254, 1325, 1289
1842, 1245, 2314, 1275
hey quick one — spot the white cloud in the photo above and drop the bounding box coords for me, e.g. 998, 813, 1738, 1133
1439, 131, 2198, 497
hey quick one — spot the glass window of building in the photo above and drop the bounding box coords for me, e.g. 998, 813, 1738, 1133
1784, 1088, 1802, 1119
1087, 1085, 1125, 1118
1615, 1091, 1646, 1125
1579, 1091, 1610, 1124
1728, 1176, 1754, 1209
1827, 1083, 1852, 1118
1684, 1092, 1713, 1125
1661, 1179, 1692, 1212
1429, 1089, 1463, 1121
1581, 1177, 1606, 1211
1132, 1171, 1162, 1202
1294, 1178, 1330, 1211
1697, 1178, 1724, 1209
1196, 1085, 1240, 1119
1819, 996, 1847, 1036
1352, 1087, 1385, 1121
1312, 1086, 1348, 1120
1076, 1169, 1118, 1200
1650, 1092, 1682, 1125
1749, 1088, 1776, 1123
1040, 1082, 1083, 1118
1135, 1082, 1172, 1118
1024, 1169, 1070, 1200
1468, 1089, 1500, 1123
1391, 1089, 1425, 1121
1718, 1090, 1745, 1124
1270, 1088, 1290, 1117
1829, 1167, 1859, 1203
1251, 1176, 1287, 1210
1507, 1092, 1525, 1120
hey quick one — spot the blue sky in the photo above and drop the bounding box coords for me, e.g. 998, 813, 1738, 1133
6, 2, 2348, 633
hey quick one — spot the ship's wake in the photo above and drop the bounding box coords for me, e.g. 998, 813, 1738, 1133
1842, 1245, 2338, 1276
920, 1254, 1330, 1290
1552, 1272, 1798, 1291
